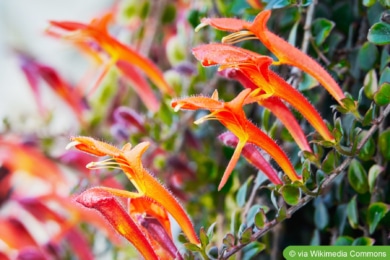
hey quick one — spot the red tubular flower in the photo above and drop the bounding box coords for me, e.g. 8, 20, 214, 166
218, 132, 282, 185
76, 187, 159, 260
67, 137, 200, 245
48, 13, 175, 112
197, 10, 345, 104
172, 89, 301, 190
192, 43, 334, 142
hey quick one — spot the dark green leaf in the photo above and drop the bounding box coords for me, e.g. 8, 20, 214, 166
379, 67, 390, 85
362, 106, 376, 126
352, 237, 375, 246
381, 47, 390, 71
321, 150, 338, 174
374, 82, 390, 106
310, 229, 320, 245
311, 18, 335, 46
363, 69, 378, 99
347, 196, 359, 229
314, 198, 329, 230
367, 202, 390, 234
368, 22, 390, 45
368, 164, 384, 193
358, 42, 379, 71
333, 236, 354, 245
357, 131, 376, 161
280, 184, 300, 205
348, 159, 369, 194
379, 129, 390, 160
161, 4, 176, 24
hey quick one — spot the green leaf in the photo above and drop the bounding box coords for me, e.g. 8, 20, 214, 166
161, 3, 176, 24
242, 241, 265, 260
358, 42, 379, 71
314, 198, 329, 230
184, 243, 202, 252
374, 82, 390, 106
381, 47, 390, 71
363, 69, 378, 99
310, 229, 320, 245
254, 209, 267, 229
298, 72, 319, 91
280, 184, 300, 205
347, 196, 359, 229
379, 67, 390, 85
207, 222, 217, 242
321, 150, 338, 174
357, 131, 376, 161
362, 106, 376, 126
239, 227, 253, 244
368, 164, 384, 193
276, 204, 287, 221
379, 0, 390, 8
368, 22, 390, 45
334, 236, 354, 245
199, 227, 208, 248
236, 176, 254, 207
352, 237, 375, 246
363, 0, 376, 7
230, 210, 241, 235
222, 233, 235, 249
367, 202, 390, 234
311, 18, 335, 46
379, 129, 390, 160
247, 205, 269, 227
348, 159, 369, 194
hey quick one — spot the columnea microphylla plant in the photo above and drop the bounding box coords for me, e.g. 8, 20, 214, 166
1, 1, 389, 259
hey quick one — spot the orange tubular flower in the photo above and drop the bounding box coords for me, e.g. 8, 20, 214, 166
67, 137, 200, 245
48, 14, 175, 112
218, 132, 283, 185
172, 89, 301, 190
197, 10, 345, 104
220, 68, 312, 152
193, 43, 334, 142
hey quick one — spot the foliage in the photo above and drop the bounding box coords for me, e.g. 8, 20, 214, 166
0, 0, 389, 259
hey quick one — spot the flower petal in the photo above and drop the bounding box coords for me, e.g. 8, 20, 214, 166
219, 132, 283, 185
248, 10, 345, 104
76, 187, 158, 260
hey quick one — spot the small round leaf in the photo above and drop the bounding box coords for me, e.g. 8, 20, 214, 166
348, 159, 369, 194
368, 22, 390, 45
367, 202, 390, 234
280, 184, 300, 205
